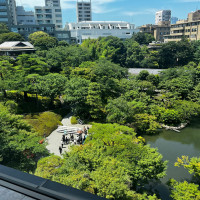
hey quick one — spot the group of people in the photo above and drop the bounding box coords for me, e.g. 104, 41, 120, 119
59, 126, 89, 154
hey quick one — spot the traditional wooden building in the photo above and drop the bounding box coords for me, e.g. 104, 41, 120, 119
0, 41, 35, 56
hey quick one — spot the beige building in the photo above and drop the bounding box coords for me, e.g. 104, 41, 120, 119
139, 21, 170, 42
164, 10, 200, 42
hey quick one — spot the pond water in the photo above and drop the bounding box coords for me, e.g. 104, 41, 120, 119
144, 118, 200, 199
128, 68, 164, 75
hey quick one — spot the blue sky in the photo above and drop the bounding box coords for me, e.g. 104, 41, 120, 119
16, 0, 200, 27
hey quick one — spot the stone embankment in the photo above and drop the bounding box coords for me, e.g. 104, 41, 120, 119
161, 122, 188, 132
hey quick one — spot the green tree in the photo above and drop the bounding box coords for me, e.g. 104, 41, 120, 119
0, 32, 24, 44
175, 156, 200, 180
34, 36, 58, 50
86, 82, 104, 119
134, 113, 160, 135
124, 40, 147, 68
141, 51, 160, 68
131, 32, 155, 45
35, 155, 64, 179
36, 73, 67, 104
46, 45, 91, 73
28, 31, 49, 44
137, 70, 150, 81
16, 54, 49, 75
106, 97, 132, 124
0, 23, 9, 34
169, 179, 200, 200
35, 123, 166, 199
64, 77, 91, 117
0, 104, 48, 172
0, 59, 15, 97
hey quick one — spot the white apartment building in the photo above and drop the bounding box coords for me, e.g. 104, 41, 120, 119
65, 21, 138, 43
16, 6, 35, 25
77, 0, 92, 22
155, 10, 171, 25
35, 0, 62, 30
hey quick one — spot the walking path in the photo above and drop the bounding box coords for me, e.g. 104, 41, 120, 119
46, 113, 92, 156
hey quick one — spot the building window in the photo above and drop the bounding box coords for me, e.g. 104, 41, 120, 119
0, 12, 7, 15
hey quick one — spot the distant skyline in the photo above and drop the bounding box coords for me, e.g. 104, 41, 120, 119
15, 0, 200, 27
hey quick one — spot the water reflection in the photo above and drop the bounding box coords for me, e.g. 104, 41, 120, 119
146, 119, 200, 150
144, 118, 200, 198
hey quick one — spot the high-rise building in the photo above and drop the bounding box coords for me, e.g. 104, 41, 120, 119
0, 0, 17, 27
35, 0, 63, 30
0, 0, 10, 26
77, 0, 92, 22
16, 6, 36, 25
155, 10, 171, 25
8, 0, 17, 25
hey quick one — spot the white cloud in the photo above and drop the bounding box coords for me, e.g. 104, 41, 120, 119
16, 0, 118, 13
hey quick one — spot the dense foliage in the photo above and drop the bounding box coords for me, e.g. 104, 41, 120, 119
35, 123, 166, 199
1, 29, 200, 199
0, 104, 49, 172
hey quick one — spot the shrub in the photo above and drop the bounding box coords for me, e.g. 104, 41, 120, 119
4, 100, 18, 113
26, 112, 62, 137
71, 116, 78, 124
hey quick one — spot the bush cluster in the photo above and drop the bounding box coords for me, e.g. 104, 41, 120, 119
71, 116, 78, 124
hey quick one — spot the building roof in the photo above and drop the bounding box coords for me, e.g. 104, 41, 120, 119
0, 41, 34, 48
0, 41, 35, 52
69, 21, 132, 24
0, 164, 107, 200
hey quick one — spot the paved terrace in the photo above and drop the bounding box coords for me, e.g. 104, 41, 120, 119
46, 114, 92, 156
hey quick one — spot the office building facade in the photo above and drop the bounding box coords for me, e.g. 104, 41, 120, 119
65, 21, 137, 43
139, 22, 170, 42
8, 0, 17, 25
35, 0, 63, 30
16, 6, 36, 25
77, 0, 92, 22
155, 10, 171, 25
11, 24, 56, 39
11, 24, 71, 43
164, 10, 200, 42
0, 0, 11, 27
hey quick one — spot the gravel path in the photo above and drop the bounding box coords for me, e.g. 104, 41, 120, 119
46, 113, 92, 156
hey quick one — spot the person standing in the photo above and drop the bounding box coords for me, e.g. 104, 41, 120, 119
59, 146, 62, 154
61, 140, 64, 148
83, 126, 87, 135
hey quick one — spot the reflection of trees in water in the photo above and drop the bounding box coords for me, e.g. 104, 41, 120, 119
142, 180, 172, 200
145, 119, 200, 150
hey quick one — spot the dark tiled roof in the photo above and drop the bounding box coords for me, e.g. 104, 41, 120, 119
0, 165, 107, 200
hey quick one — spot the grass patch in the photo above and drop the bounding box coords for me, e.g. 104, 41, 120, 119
71, 116, 78, 124
25, 112, 62, 137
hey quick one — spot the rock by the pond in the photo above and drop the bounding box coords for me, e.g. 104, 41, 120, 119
161, 123, 188, 132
